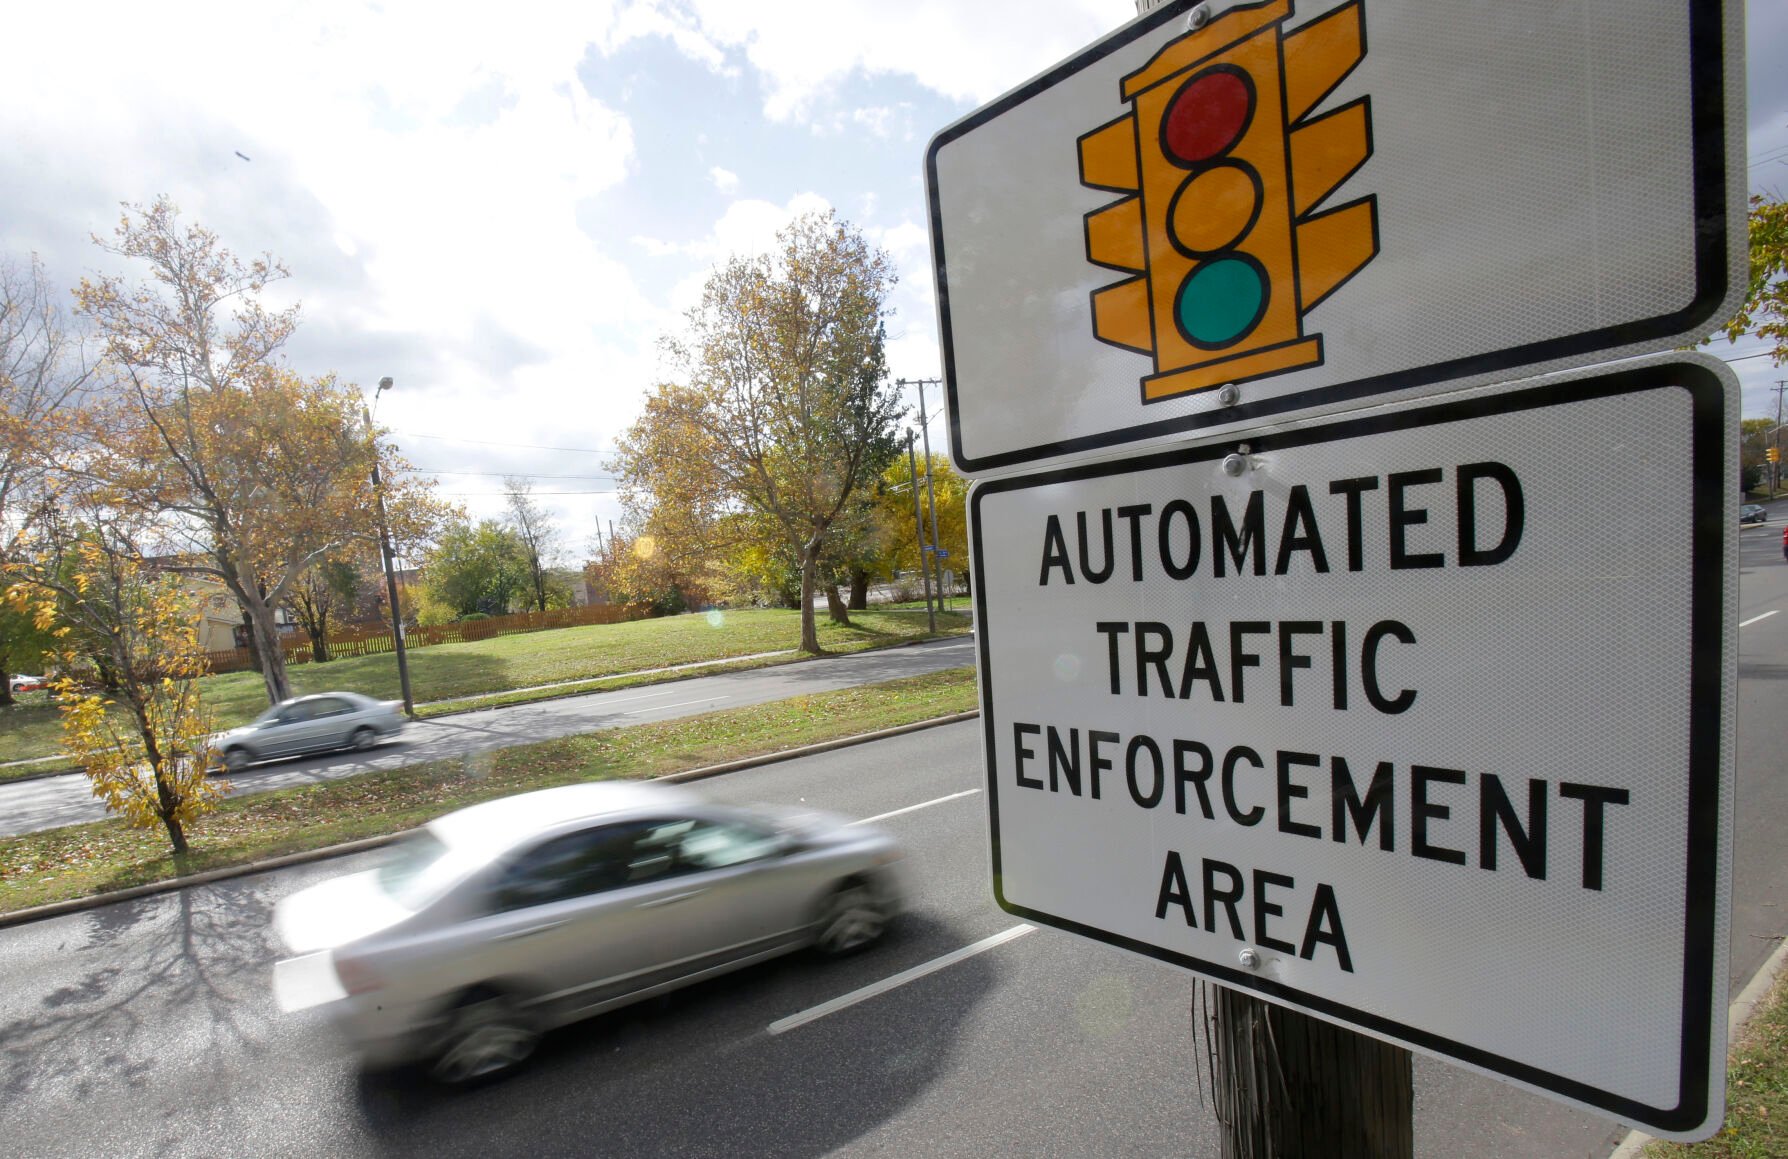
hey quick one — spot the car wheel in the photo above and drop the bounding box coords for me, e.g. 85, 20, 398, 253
429, 990, 538, 1086
223, 748, 253, 773
349, 726, 378, 753
813, 881, 888, 957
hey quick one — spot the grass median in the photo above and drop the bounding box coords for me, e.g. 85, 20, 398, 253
0, 666, 979, 918
1644, 968, 1788, 1158
0, 604, 971, 775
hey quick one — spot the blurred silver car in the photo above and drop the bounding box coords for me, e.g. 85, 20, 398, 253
272, 781, 904, 1083
214, 691, 406, 771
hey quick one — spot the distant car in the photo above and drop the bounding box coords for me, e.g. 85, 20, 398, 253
272, 781, 903, 1084
1741, 504, 1768, 524
213, 691, 406, 771
7, 674, 47, 694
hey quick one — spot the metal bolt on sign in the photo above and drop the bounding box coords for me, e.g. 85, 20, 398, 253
1216, 383, 1241, 406
1188, 4, 1210, 31
1239, 948, 1262, 970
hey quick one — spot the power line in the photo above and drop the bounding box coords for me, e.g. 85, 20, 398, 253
439, 488, 618, 497
400, 468, 617, 480
394, 431, 616, 454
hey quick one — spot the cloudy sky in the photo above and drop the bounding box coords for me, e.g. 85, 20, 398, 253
3, 0, 1785, 559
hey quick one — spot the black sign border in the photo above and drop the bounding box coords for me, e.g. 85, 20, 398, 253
926, 0, 1733, 475
969, 361, 1728, 1133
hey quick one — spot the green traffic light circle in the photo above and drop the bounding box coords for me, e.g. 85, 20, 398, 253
1174, 256, 1269, 349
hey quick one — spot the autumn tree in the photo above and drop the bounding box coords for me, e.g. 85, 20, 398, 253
72, 198, 447, 705
7, 529, 225, 854
503, 476, 566, 613
1710, 194, 1788, 366
874, 450, 969, 593
0, 254, 93, 703
614, 211, 902, 653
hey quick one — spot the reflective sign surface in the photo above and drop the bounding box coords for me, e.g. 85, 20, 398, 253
969, 357, 1736, 1138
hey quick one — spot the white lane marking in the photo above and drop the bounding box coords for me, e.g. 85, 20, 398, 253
622, 697, 729, 715
596, 690, 709, 707
768, 924, 1036, 1036
1740, 610, 1780, 629
851, 788, 982, 827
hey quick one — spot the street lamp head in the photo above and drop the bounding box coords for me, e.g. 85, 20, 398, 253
377, 376, 394, 392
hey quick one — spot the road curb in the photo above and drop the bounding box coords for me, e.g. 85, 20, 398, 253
0, 709, 982, 930
1606, 933, 1788, 1157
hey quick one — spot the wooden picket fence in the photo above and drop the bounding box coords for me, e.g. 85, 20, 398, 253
204, 602, 652, 675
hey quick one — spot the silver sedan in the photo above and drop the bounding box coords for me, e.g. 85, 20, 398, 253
213, 691, 407, 771
272, 781, 904, 1083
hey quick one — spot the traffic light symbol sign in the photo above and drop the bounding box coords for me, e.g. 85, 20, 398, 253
1080, 0, 1379, 403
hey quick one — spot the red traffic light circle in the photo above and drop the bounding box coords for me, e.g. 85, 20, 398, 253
1160, 65, 1255, 168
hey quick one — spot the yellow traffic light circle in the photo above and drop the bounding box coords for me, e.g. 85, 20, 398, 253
1174, 255, 1269, 349
1166, 161, 1263, 257
1159, 65, 1256, 168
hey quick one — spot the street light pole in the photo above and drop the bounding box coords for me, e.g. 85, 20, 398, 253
365, 376, 414, 717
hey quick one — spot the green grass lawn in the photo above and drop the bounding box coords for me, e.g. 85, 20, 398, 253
0, 666, 979, 916
0, 605, 969, 771
1645, 968, 1788, 1157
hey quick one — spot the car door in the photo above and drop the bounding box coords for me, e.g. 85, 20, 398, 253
259, 701, 321, 757
652, 814, 817, 965
301, 695, 356, 752
447, 822, 707, 1022
445, 819, 795, 1025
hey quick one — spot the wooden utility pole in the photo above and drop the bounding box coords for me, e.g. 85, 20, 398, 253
1773, 380, 1785, 496
905, 430, 936, 632
1207, 986, 1413, 1159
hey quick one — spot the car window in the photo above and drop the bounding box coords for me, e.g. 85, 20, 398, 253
276, 701, 313, 724
676, 818, 784, 871
494, 824, 640, 912
377, 829, 453, 909
624, 817, 784, 877
309, 697, 352, 718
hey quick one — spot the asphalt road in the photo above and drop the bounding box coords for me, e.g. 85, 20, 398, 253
0, 637, 977, 839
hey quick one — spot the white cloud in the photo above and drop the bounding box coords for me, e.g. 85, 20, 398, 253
643, 0, 1121, 122
709, 166, 741, 194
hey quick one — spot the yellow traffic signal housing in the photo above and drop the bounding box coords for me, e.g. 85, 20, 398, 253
1080, 0, 1378, 402
1769, 447, 1782, 463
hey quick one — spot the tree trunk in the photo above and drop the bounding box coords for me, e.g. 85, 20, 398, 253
140, 727, 190, 856
797, 544, 821, 654
242, 597, 292, 703
227, 559, 293, 703
824, 581, 849, 626
1209, 986, 1412, 1159
239, 608, 262, 671
0, 667, 13, 707
848, 567, 870, 610
311, 606, 332, 663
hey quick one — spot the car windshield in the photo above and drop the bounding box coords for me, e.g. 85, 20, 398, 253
376, 829, 455, 909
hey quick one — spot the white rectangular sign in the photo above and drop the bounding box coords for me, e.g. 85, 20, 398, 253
968, 357, 1735, 1138
926, 0, 1744, 475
